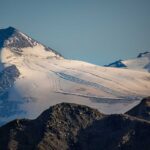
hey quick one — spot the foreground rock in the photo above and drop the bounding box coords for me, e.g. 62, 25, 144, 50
126, 97, 150, 121
0, 102, 150, 150
74, 114, 150, 150
0, 103, 103, 150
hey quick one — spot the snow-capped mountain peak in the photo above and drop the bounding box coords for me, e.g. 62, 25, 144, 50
0, 27, 150, 126
0, 26, 37, 48
0, 27, 63, 65
105, 51, 150, 72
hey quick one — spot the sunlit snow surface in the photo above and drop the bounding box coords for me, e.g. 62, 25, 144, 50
0, 44, 150, 125
123, 55, 150, 72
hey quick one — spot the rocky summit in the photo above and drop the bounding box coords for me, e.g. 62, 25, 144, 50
0, 100, 150, 150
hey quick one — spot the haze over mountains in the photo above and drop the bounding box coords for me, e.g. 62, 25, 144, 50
0, 26, 150, 126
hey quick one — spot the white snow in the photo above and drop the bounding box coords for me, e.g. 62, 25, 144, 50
122, 52, 150, 72
123, 57, 150, 71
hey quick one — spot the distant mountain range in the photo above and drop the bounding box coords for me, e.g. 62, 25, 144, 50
0, 97, 150, 150
0, 26, 150, 126
105, 51, 150, 72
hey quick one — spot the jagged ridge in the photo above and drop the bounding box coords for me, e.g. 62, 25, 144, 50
0, 101, 150, 150
104, 59, 127, 68
126, 97, 150, 121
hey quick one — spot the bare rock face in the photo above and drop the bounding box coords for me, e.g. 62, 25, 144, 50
74, 114, 150, 150
0, 65, 21, 122
0, 103, 103, 150
0, 65, 20, 93
126, 97, 150, 121
0, 101, 150, 150
104, 59, 127, 68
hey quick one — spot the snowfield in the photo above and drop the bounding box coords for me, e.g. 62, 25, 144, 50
0, 27, 150, 125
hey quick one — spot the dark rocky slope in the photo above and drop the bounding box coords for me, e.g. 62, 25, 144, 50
0, 65, 20, 95
104, 59, 127, 68
0, 103, 103, 150
126, 97, 150, 121
74, 114, 150, 150
0, 102, 150, 150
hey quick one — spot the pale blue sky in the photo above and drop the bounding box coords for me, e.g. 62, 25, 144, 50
0, 0, 150, 65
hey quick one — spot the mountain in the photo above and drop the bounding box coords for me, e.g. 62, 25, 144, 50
105, 51, 150, 72
0, 27, 150, 125
0, 102, 150, 150
126, 97, 150, 121
0, 26, 37, 48
104, 59, 127, 68
0, 103, 103, 150
0, 26, 63, 58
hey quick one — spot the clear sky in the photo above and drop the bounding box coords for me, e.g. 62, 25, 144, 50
0, 0, 150, 65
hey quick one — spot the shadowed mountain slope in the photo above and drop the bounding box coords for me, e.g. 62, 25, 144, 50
0, 102, 150, 150
126, 97, 150, 121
